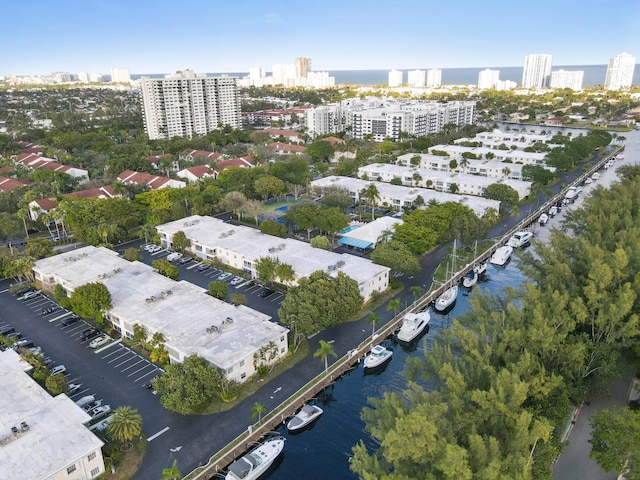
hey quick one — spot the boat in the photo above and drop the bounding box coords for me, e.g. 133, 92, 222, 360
506, 231, 533, 248
490, 245, 513, 266
434, 240, 459, 312
397, 310, 430, 342
364, 345, 393, 369
225, 436, 285, 480
462, 271, 478, 288
286, 404, 324, 432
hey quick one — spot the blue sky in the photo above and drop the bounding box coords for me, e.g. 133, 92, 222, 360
2, 0, 639, 76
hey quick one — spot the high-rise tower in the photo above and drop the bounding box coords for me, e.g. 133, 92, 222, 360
605, 52, 636, 90
522, 54, 553, 89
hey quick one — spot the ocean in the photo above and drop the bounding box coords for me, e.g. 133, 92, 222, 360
131, 65, 640, 88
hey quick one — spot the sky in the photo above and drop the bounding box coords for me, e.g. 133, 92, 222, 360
2, 0, 639, 76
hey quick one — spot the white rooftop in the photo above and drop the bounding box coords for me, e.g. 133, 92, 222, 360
0, 349, 104, 480
34, 247, 286, 370
157, 216, 390, 288
340, 216, 403, 245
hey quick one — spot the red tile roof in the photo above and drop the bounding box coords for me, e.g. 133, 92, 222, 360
214, 156, 255, 172
116, 170, 183, 189
321, 136, 345, 145
183, 165, 214, 178
180, 149, 222, 161
66, 186, 117, 199
145, 154, 172, 163
263, 128, 301, 138
267, 142, 307, 153
31, 197, 58, 211
0, 176, 32, 192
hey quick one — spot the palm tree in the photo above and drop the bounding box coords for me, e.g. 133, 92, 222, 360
360, 184, 381, 220
313, 340, 337, 372
106, 406, 143, 443
162, 460, 182, 480
459, 157, 470, 172
251, 402, 266, 423
502, 167, 512, 179
409, 285, 423, 303
386, 298, 402, 317
367, 312, 381, 336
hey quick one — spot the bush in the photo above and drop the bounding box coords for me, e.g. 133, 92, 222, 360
260, 220, 286, 237
310, 235, 332, 250
389, 278, 403, 289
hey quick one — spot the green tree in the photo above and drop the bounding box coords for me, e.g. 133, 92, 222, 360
69, 282, 112, 325
360, 184, 381, 220
318, 185, 353, 210
254, 175, 285, 201
251, 401, 267, 423
370, 240, 420, 275
368, 312, 381, 336
123, 247, 142, 262
275, 262, 295, 284
220, 191, 248, 217
152, 259, 180, 280
590, 407, 640, 479
484, 183, 519, 207
45, 374, 67, 395
409, 285, 423, 303
171, 230, 191, 253
229, 293, 246, 305
315, 207, 349, 244
386, 298, 402, 317
106, 406, 143, 443
254, 256, 279, 285
314, 339, 337, 371
162, 460, 182, 480
310, 235, 332, 250
208, 280, 228, 300
260, 220, 286, 237
290, 202, 319, 239
307, 140, 334, 161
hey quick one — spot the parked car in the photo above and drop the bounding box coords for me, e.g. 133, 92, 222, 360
60, 315, 80, 326
88, 405, 111, 420
67, 383, 82, 395
14, 339, 34, 349
89, 415, 114, 432
179, 256, 192, 265
89, 335, 111, 349
245, 280, 256, 288
230, 276, 244, 286
197, 263, 211, 272
13, 286, 34, 297
75, 395, 95, 408
260, 287, 276, 298
25, 346, 42, 356
217, 272, 231, 281
50, 365, 66, 376
0, 325, 15, 335
80, 328, 99, 341
166, 252, 183, 262
147, 245, 162, 253
19, 290, 39, 301
83, 399, 103, 411
6, 332, 22, 341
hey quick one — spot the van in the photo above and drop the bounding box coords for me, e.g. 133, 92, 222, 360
75, 395, 95, 408
166, 252, 183, 262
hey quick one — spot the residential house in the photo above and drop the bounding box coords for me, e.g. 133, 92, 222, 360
267, 142, 307, 156
116, 170, 186, 190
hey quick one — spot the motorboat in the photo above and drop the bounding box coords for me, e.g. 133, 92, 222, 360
286, 404, 324, 432
434, 283, 458, 312
474, 259, 488, 277
490, 245, 513, 266
462, 271, 478, 288
225, 436, 285, 480
364, 345, 393, 369
506, 231, 533, 248
538, 213, 549, 225
397, 311, 430, 342
564, 186, 580, 203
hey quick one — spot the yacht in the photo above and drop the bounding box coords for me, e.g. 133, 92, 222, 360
364, 345, 393, 369
490, 245, 513, 266
397, 310, 430, 342
225, 436, 285, 480
286, 404, 324, 432
507, 231, 533, 248
434, 283, 458, 312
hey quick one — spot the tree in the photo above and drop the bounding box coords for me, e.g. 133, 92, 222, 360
368, 312, 381, 336
315, 206, 349, 244
70, 282, 112, 325
310, 235, 332, 250
484, 183, 519, 207
275, 262, 295, 284
319, 185, 352, 210
448, 182, 459, 194
255, 256, 279, 285
254, 175, 285, 201
251, 401, 267, 423
220, 191, 248, 217
260, 219, 286, 237
45, 374, 67, 395
172, 230, 191, 252
307, 140, 334, 161
162, 460, 182, 480
107, 406, 143, 443
290, 202, 318, 239
589, 407, 640, 478
314, 339, 337, 371
152, 259, 180, 280
409, 285, 423, 303
370, 240, 420, 275
208, 280, 228, 300
386, 298, 402, 317
123, 247, 142, 262
360, 184, 381, 220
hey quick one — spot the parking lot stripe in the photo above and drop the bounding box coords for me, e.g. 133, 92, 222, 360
128, 364, 154, 377
147, 426, 170, 441
121, 359, 145, 372
134, 370, 159, 383
94, 338, 121, 353
48, 312, 70, 323
114, 356, 140, 368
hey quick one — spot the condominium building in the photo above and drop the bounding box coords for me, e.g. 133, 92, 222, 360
156, 216, 390, 302
549, 69, 584, 90
0, 349, 105, 480
426, 68, 442, 87
140, 70, 241, 140
407, 70, 426, 87
306, 98, 476, 142
110, 67, 131, 84
388, 69, 403, 87
605, 52, 636, 90
33, 246, 288, 383
477, 69, 500, 89
295, 57, 312, 78
522, 54, 553, 89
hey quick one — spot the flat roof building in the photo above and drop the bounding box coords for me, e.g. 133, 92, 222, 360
0, 349, 105, 480
155, 216, 390, 302
33, 247, 288, 383
311, 176, 500, 217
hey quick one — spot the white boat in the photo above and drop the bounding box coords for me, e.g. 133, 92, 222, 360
397, 311, 430, 342
364, 345, 393, 369
286, 404, 323, 432
226, 436, 285, 480
434, 284, 459, 312
474, 259, 488, 277
462, 271, 478, 288
506, 231, 533, 248
490, 245, 513, 266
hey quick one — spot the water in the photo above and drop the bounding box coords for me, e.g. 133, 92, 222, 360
131, 65, 640, 87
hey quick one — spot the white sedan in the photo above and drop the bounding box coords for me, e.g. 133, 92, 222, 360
89, 335, 111, 349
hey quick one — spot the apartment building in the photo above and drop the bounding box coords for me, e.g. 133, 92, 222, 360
522, 54, 553, 89
549, 69, 584, 90
605, 52, 636, 90
140, 70, 241, 140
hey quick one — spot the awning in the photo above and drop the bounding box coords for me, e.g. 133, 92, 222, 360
337, 237, 373, 250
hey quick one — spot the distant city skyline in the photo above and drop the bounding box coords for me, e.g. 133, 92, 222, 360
2, 0, 639, 76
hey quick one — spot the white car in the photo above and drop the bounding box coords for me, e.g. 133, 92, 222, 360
19, 291, 39, 301
89, 405, 111, 420
230, 276, 244, 286
89, 415, 114, 432
89, 335, 111, 349
50, 365, 66, 376
147, 245, 162, 253
166, 252, 183, 262
67, 383, 83, 395
217, 272, 232, 281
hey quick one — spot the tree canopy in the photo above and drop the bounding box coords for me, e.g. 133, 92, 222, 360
69, 282, 112, 325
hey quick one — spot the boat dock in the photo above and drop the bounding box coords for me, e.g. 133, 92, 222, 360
185, 144, 625, 480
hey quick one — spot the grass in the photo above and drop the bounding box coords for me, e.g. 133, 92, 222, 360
98, 436, 147, 480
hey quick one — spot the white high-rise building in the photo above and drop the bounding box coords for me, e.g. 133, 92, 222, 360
522, 54, 553, 89
477, 69, 500, 89
407, 70, 426, 87
605, 52, 636, 90
272, 63, 297, 86
550, 69, 584, 90
249, 67, 265, 80
388, 69, 403, 87
140, 71, 241, 140
426, 68, 442, 87
110, 67, 131, 84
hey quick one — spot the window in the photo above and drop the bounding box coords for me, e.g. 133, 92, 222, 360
241, 372, 246, 380
239, 359, 245, 367
280, 336, 285, 342
67, 464, 77, 474
91, 467, 100, 477
280, 348, 285, 353
88, 452, 96, 462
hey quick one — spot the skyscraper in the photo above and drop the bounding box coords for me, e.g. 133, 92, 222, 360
426, 68, 442, 87
295, 57, 312, 78
140, 71, 241, 140
407, 70, 426, 87
477, 69, 500, 89
388, 69, 403, 87
110, 67, 131, 84
549, 70, 584, 90
605, 52, 636, 90
522, 54, 552, 89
